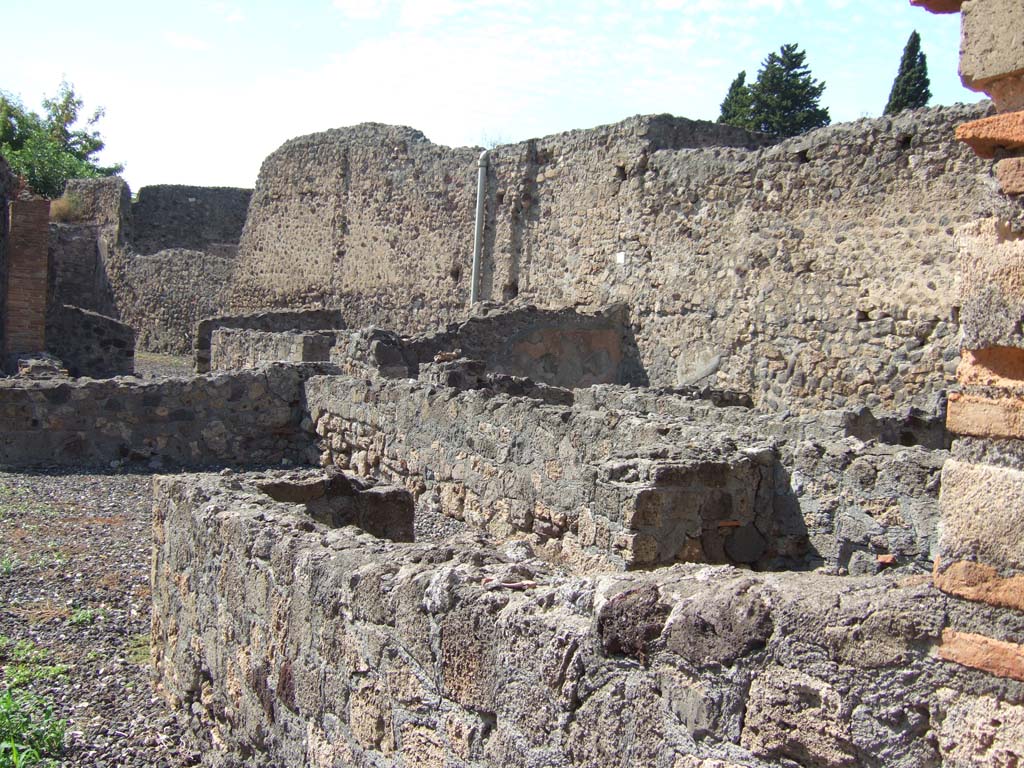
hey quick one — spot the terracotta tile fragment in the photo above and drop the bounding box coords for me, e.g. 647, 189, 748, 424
933, 558, 1024, 612
937, 628, 1024, 682
956, 112, 1024, 159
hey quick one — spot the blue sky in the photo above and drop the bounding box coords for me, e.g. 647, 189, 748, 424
2, 0, 977, 190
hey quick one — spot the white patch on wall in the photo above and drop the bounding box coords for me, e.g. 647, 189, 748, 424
615, 251, 626, 265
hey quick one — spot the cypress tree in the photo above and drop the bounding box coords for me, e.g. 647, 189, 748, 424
718, 71, 754, 130
884, 31, 931, 115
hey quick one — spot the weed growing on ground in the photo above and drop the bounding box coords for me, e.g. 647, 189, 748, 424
0, 688, 65, 767
126, 634, 150, 666
68, 608, 98, 627
0, 641, 69, 689
1, 667, 69, 691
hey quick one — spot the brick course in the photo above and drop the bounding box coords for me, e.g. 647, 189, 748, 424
4, 199, 50, 356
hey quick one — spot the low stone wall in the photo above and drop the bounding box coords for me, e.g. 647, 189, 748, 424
0, 364, 324, 468
152, 469, 1024, 768
210, 329, 337, 371
131, 185, 251, 257
578, 387, 948, 574
307, 373, 946, 573
308, 374, 790, 571
46, 304, 134, 378
195, 309, 347, 372
404, 304, 641, 387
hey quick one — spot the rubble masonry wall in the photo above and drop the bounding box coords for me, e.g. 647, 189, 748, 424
228, 106, 1017, 411
151, 470, 1024, 768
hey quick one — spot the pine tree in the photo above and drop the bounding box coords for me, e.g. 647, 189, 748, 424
718, 71, 754, 130
884, 31, 931, 115
748, 44, 830, 138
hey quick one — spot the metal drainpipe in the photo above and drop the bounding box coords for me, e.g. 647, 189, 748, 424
470, 149, 489, 305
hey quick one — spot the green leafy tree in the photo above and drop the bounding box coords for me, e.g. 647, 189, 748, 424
717, 70, 755, 130
884, 31, 931, 115
718, 44, 830, 138
0, 81, 122, 198
748, 44, 830, 137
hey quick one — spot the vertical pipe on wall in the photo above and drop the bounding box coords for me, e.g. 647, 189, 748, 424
470, 150, 490, 305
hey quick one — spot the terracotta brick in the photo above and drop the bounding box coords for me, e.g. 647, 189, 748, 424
958, 346, 1024, 390
996, 157, 1024, 195
909, 0, 961, 12
5, 199, 50, 355
946, 392, 1024, 438
937, 628, 1024, 682
934, 559, 1024, 611
956, 111, 1024, 159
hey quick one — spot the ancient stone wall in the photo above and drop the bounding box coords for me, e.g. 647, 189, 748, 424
62, 176, 132, 237
229, 106, 1012, 412
308, 375, 790, 572
152, 469, 1024, 768
106, 248, 236, 354
45, 304, 134, 378
131, 184, 251, 256
247, 304, 640, 389
210, 329, 337, 371
230, 123, 481, 329
48, 178, 253, 356
49, 224, 113, 315
0, 364, 323, 468
308, 370, 946, 573
403, 304, 640, 387
196, 309, 347, 372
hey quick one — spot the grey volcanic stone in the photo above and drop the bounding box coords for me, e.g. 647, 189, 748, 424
151, 470, 1024, 767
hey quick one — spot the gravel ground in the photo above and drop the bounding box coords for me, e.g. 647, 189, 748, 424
0, 353, 198, 767
0, 353, 458, 766
132, 353, 193, 380
0, 469, 199, 767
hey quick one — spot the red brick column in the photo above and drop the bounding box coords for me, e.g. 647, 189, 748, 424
4, 199, 51, 357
